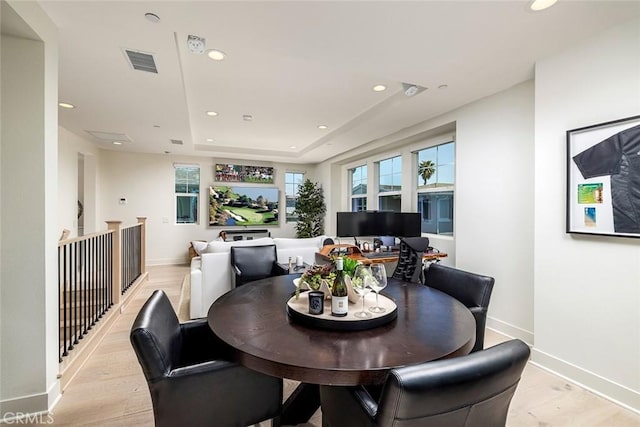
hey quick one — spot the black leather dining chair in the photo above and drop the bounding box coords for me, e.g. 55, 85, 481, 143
391, 237, 430, 283
320, 339, 530, 427
230, 244, 287, 286
423, 263, 495, 353
130, 290, 283, 427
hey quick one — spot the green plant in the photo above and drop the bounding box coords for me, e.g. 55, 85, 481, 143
294, 179, 326, 238
296, 263, 335, 299
340, 256, 358, 278
418, 160, 436, 185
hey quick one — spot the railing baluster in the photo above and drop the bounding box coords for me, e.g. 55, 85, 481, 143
88, 236, 94, 330
58, 223, 139, 362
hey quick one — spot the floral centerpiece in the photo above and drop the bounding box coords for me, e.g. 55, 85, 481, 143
295, 257, 362, 301
296, 263, 335, 298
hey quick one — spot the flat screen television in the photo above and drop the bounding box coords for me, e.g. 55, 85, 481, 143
209, 186, 279, 226
336, 211, 421, 238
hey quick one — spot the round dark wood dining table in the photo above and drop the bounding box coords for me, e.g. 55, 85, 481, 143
208, 274, 475, 423
208, 274, 475, 385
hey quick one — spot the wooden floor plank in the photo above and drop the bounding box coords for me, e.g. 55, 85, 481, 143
41, 265, 639, 426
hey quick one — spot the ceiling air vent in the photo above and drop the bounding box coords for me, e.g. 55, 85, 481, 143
85, 130, 132, 143
123, 49, 158, 73
171, 139, 183, 145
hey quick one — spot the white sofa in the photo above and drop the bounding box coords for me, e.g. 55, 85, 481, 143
189, 236, 328, 319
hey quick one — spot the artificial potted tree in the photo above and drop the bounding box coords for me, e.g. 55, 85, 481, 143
294, 179, 326, 238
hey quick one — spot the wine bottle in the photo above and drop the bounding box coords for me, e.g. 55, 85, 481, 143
331, 258, 348, 317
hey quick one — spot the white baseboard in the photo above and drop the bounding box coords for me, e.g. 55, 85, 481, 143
531, 348, 640, 415
146, 257, 189, 266
486, 315, 534, 345
486, 317, 639, 413
0, 381, 60, 422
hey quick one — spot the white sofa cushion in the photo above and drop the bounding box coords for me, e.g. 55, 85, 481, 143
204, 237, 274, 254
191, 240, 208, 255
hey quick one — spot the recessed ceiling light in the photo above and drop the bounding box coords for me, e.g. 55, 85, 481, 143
206, 138, 214, 142
144, 13, 160, 23
113, 141, 123, 145
530, 0, 558, 11
59, 102, 75, 109
207, 49, 226, 61
438, 84, 448, 89
206, 111, 218, 117
318, 125, 328, 130
290, 146, 297, 149
243, 114, 253, 121
372, 85, 387, 92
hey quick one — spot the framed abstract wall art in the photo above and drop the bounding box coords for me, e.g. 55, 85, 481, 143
566, 115, 640, 237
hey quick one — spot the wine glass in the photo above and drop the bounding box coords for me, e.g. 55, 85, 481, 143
353, 265, 373, 319
368, 263, 388, 313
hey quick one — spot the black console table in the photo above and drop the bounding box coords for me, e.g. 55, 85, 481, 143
223, 229, 271, 240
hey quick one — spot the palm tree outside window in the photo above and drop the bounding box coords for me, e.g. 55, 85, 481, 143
416, 142, 454, 235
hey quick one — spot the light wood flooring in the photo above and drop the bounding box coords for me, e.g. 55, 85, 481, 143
41, 265, 639, 426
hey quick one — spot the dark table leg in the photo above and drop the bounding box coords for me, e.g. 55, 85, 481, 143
281, 382, 320, 425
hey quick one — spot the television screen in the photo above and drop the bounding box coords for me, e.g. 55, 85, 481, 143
209, 186, 279, 226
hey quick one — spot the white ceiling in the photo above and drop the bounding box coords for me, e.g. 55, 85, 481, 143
38, 1, 640, 164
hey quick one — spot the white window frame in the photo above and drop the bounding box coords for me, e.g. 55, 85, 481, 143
285, 171, 305, 222
174, 163, 200, 225
415, 141, 455, 235
377, 155, 402, 211
349, 164, 367, 212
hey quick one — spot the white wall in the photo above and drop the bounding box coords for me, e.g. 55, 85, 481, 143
0, 0, 60, 417
454, 81, 535, 339
95, 150, 317, 264
58, 127, 101, 237
533, 18, 640, 410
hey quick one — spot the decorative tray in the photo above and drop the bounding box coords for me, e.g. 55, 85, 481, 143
286, 292, 397, 331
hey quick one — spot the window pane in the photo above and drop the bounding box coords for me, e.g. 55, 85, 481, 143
351, 197, 367, 212
285, 172, 304, 222
417, 142, 454, 189
418, 192, 453, 235
176, 195, 198, 223
351, 165, 367, 195
437, 164, 454, 186
175, 166, 200, 223
379, 195, 401, 212
286, 196, 298, 221
379, 156, 401, 193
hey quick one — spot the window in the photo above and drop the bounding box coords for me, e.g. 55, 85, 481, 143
416, 142, 454, 235
378, 156, 402, 211
350, 165, 367, 211
285, 172, 304, 222
175, 165, 199, 224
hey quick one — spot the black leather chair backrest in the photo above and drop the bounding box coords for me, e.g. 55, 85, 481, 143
392, 237, 430, 283
231, 244, 278, 278
377, 339, 530, 427
322, 237, 334, 246
130, 290, 284, 427
130, 290, 182, 381
423, 263, 495, 352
